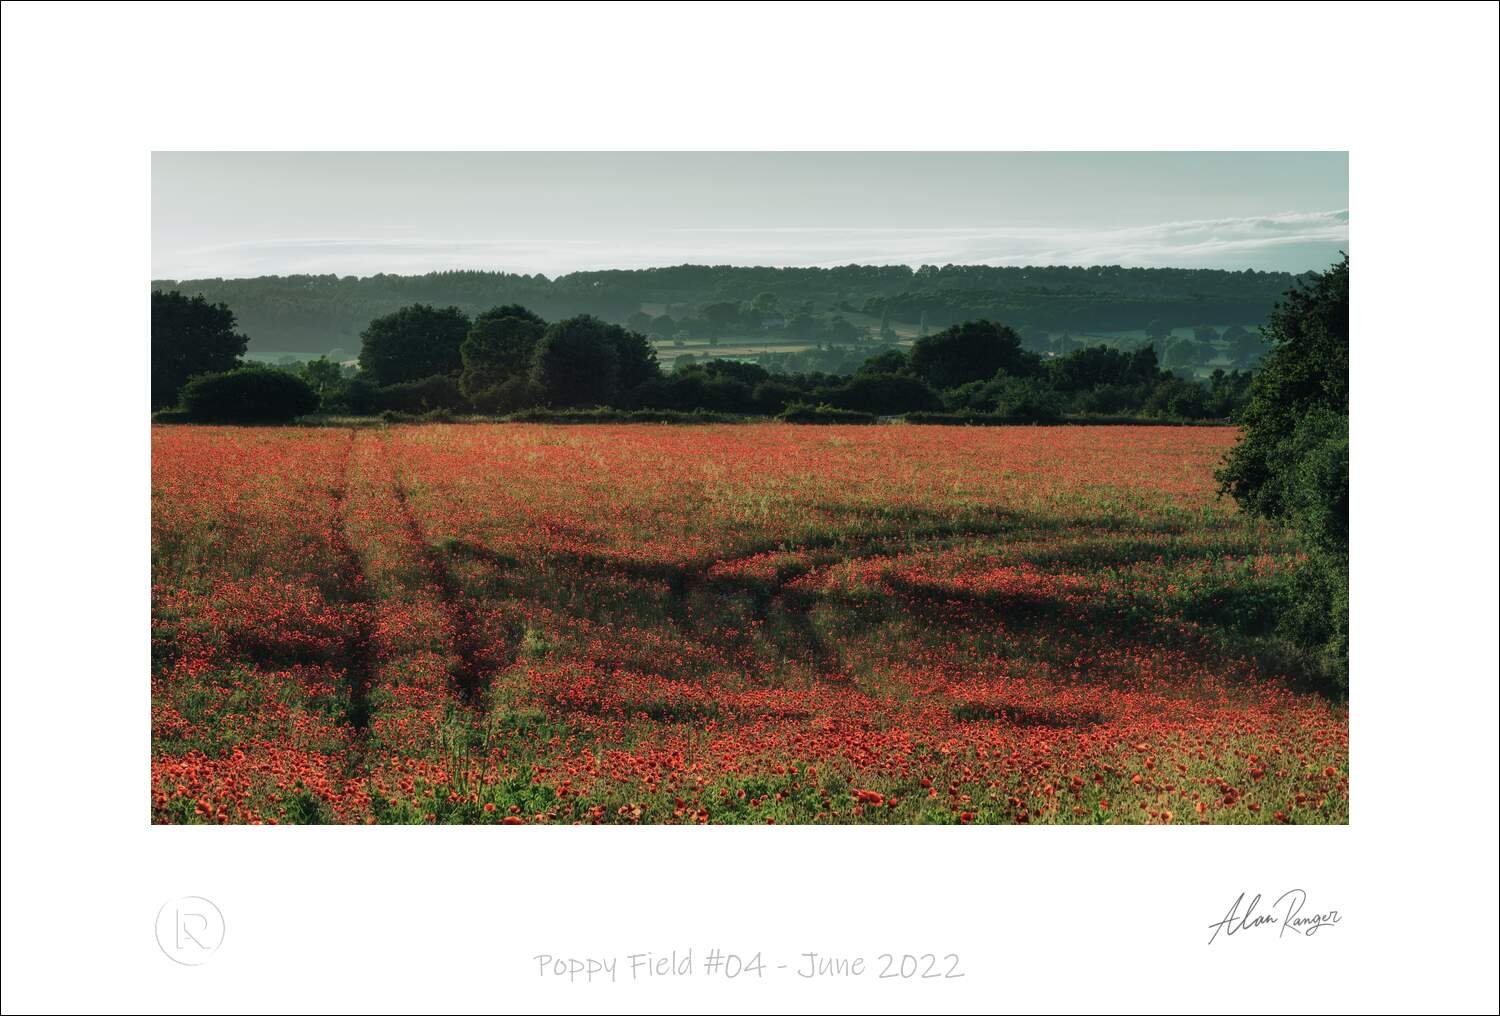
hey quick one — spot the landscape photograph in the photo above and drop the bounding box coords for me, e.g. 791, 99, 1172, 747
149, 151, 1350, 826
9, 3, 1500, 1013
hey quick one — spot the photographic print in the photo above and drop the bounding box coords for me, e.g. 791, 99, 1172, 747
149, 151, 1350, 826
7, 5, 1500, 1012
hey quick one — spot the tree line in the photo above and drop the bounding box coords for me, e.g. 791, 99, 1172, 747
151, 263, 1302, 354
151, 295, 1257, 423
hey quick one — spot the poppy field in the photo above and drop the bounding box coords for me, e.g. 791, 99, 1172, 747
151, 423, 1348, 824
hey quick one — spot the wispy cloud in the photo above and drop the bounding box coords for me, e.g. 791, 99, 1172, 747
155, 210, 1349, 279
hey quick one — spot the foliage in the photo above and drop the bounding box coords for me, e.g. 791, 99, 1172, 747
152, 289, 249, 408
908, 320, 1038, 389
776, 403, 877, 424
1217, 256, 1349, 689
459, 305, 546, 398
358, 304, 470, 386
178, 365, 319, 423
151, 264, 1303, 354
1218, 256, 1348, 518
820, 372, 943, 415
377, 374, 469, 414
529, 315, 621, 406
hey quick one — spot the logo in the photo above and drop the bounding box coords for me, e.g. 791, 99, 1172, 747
155, 896, 226, 965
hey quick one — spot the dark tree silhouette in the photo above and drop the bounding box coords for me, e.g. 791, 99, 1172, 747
179, 365, 319, 422
151, 289, 248, 408
612, 325, 662, 393
530, 315, 622, 407
908, 319, 1036, 389
358, 304, 470, 386
460, 305, 547, 398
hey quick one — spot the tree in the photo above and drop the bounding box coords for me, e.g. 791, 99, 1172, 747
823, 373, 942, 415
787, 313, 820, 341
1162, 338, 1210, 372
613, 326, 662, 392
908, 319, 1034, 389
459, 305, 546, 399
152, 289, 248, 408
701, 301, 740, 337
1224, 325, 1268, 368
857, 348, 910, 376
377, 374, 468, 414
1217, 255, 1348, 519
826, 315, 861, 343
1143, 376, 1211, 418
299, 356, 345, 403
178, 365, 319, 422
1047, 344, 1161, 392
530, 315, 620, 407
358, 304, 470, 386
1217, 255, 1349, 688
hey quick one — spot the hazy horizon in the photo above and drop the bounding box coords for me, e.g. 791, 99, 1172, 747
153, 152, 1349, 280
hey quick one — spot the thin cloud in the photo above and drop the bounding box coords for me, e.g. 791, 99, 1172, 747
154, 209, 1349, 279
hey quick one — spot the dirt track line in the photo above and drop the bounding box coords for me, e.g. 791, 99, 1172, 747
327, 429, 376, 739
376, 434, 496, 708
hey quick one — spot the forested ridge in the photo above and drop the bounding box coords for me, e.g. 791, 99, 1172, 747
153, 263, 1304, 353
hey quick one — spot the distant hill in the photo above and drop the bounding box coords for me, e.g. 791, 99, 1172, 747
151, 264, 1303, 354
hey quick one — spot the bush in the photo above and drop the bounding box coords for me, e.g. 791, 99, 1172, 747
499, 407, 742, 425
751, 379, 807, 415
178, 366, 320, 423
776, 403, 877, 425
822, 372, 943, 415
627, 372, 757, 414
151, 408, 193, 424
1144, 377, 1212, 419
321, 375, 379, 415
944, 374, 1062, 421
376, 374, 468, 414
470, 375, 543, 414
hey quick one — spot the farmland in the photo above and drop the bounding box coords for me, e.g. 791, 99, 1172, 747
151, 423, 1348, 824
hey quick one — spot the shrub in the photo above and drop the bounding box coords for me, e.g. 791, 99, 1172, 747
320, 375, 379, 415
628, 372, 757, 414
376, 374, 468, 414
500, 407, 742, 425
776, 403, 877, 425
822, 372, 943, 415
470, 375, 544, 415
1144, 377, 1212, 419
178, 366, 320, 423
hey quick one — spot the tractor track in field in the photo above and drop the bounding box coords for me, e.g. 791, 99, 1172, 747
376, 433, 497, 708
327, 429, 377, 741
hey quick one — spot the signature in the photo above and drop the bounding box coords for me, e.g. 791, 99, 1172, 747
1207, 890, 1342, 944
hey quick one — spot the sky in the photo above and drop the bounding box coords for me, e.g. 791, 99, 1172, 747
152, 152, 1348, 280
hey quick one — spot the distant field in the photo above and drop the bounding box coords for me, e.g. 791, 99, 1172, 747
151, 423, 1347, 824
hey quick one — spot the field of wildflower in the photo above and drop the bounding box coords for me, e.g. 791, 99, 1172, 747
151, 423, 1348, 824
